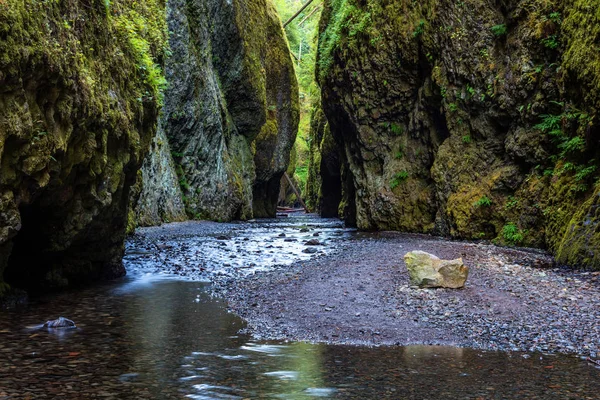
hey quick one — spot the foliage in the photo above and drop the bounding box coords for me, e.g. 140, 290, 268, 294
390, 171, 409, 189
505, 196, 519, 210
502, 223, 524, 246
473, 196, 492, 208
390, 123, 403, 136
541, 34, 559, 49
273, 0, 323, 196
317, 0, 386, 82
534, 103, 596, 192
413, 20, 425, 38
491, 24, 507, 36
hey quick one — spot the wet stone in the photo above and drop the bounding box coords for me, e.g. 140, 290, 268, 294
304, 239, 322, 246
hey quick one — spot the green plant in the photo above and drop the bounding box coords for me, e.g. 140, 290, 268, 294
575, 164, 597, 181
502, 222, 524, 245
115, 11, 168, 104
462, 135, 472, 144
473, 195, 492, 208
505, 196, 519, 210
448, 103, 458, 112
546, 12, 562, 24
390, 123, 403, 136
395, 144, 405, 160
491, 24, 507, 36
466, 84, 475, 96
413, 20, 426, 38
390, 171, 409, 189
558, 136, 585, 155
541, 35, 559, 49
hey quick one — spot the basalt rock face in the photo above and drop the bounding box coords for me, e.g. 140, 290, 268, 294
134, 128, 186, 227
315, 0, 600, 268
135, 0, 299, 223
0, 0, 167, 295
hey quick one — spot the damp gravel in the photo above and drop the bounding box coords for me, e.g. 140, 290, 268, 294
222, 231, 600, 357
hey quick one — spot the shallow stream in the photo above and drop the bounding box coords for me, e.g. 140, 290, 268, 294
0, 215, 598, 399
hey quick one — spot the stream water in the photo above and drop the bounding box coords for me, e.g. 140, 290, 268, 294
1, 216, 599, 399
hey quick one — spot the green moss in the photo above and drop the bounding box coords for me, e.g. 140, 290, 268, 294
0, 0, 167, 292
562, 0, 600, 109
317, 0, 434, 83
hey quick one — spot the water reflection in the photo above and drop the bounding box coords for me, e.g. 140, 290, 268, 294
1, 279, 599, 399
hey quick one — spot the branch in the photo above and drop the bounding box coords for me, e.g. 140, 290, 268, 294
298, 6, 321, 27
283, 0, 315, 28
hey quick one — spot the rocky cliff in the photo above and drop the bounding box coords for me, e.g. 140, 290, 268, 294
0, 0, 167, 297
135, 0, 299, 223
312, 0, 600, 268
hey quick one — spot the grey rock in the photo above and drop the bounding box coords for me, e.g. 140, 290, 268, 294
305, 239, 322, 246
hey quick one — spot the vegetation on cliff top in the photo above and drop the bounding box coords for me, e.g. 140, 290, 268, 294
274, 0, 322, 198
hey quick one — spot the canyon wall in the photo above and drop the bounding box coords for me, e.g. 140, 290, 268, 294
135, 0, 299, 224
311, 0, 600, 268
0, 0, 167, 296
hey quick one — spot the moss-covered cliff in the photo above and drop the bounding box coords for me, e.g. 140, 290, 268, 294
313, 0, 600, 268
0, 0, 167, 296
135, 0, 299, 223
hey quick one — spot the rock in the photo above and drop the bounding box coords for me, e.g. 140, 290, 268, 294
43, 317, 76, 329
300, 228, 310, 233
0, 1, 166, 296
134, 0, 299, 222
216, 235, 231, 241
312, 0, 600, 270
134, 128, 187, 227
403, 251, 469, 289
303, 248, 319, 254
304, 239, 322, 246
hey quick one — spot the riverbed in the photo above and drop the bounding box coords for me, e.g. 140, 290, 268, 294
1, 215, 599, 399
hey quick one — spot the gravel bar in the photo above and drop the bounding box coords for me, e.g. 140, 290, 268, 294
219, 232, 600, 356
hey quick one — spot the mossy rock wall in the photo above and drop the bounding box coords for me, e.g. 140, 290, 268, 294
314, 0, 600, 268
0, 0, 167, 294
135, 0, 299, 223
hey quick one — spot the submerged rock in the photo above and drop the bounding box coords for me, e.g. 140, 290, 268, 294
43, 317, 76, 329
404, 251, 469, 289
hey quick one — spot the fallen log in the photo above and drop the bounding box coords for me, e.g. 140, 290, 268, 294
283, 0, 315, 28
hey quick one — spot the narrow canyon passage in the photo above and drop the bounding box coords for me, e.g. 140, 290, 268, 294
2, 0, 600, 398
